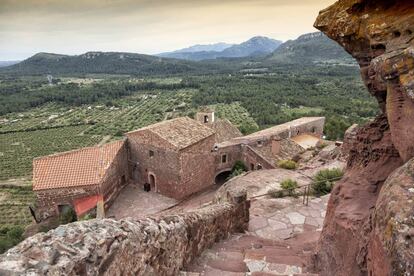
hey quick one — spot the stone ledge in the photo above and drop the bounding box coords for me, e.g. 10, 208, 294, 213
0, 191, 249, 276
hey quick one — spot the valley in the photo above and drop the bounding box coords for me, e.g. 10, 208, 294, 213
0, 31, 378, 255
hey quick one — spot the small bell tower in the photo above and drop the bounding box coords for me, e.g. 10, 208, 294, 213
196, 107, 215, 124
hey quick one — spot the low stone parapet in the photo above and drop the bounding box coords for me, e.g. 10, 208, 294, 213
0, 190, 249, 275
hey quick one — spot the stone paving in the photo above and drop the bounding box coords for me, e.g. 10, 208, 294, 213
219, 169, 313, 198
248, 195, 329, 241
106, 184, 177, 219
181, 194, 329, 275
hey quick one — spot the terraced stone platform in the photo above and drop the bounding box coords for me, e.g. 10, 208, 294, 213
180, 195, 329, 275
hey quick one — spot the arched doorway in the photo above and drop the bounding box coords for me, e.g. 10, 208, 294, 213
215, 170, 232, 185
57, 204, 77, 223
149, 173, 156, 192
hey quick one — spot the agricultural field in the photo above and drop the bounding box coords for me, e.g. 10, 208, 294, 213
0, 88, 194, 134
211, 102, 259, 134
0, 87, 259, 181
0, 186, 35, 227
0, 125, 102, 180
281, 106, 324, 116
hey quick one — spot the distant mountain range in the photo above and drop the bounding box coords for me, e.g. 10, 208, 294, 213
165, 42, 235, 54
0, 32, 354, 76
266, 32, 353, 64
158, 36, 282, 61
0, 61, 20, 67
0, 52, 209, 76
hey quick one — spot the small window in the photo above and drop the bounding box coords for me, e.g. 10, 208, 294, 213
257, 164, 263, 170
204, 115, 209, 123
257, 140, 263, 146
149, 150, 154, 157
221, 154, 227, 163
311, 127, 317, 133
250, 163, 255, 171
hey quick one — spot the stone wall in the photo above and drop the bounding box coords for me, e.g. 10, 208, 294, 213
35, 185, 99, 220
127, 130, 216, 199
180, 151, 216, 198
101, 142, 129, 210
175, 135, 216, 198
0, 190, 250, 276
127, 136, 181, 197
242, 145, 275, 170
195, 111, 214, 124
232, 117, 325, 147
216, 144, 243, 173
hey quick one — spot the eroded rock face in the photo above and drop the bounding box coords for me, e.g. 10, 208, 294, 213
314, 1, 414, 275
315, 0, 414, 161
370, 158, 414, 275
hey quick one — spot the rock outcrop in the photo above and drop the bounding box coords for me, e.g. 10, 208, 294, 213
314, 1, 414, 275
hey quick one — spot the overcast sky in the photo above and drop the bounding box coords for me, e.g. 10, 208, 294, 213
0, 0, 335, 60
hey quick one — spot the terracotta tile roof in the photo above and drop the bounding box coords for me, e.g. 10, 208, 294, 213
210, 119, 242, 143
127, 117, 215, 150
33, 140, 125, 191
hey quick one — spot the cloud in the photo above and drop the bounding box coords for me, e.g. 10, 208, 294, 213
0, 0, 335, 60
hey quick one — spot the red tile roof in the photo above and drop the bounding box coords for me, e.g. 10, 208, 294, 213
210, 119, 242, 143
33, 140, 125, 191
127, 117, 215, 150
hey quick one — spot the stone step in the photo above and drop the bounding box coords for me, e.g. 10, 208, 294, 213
182, 233, 316, 276
203, 267, 246, 276
207, 258, 248, 273
250, 273, 319, 276
180, 272, 201, 276
179, 271, 319, 276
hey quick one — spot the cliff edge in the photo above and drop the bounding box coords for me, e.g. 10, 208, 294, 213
314, 0, 414, 275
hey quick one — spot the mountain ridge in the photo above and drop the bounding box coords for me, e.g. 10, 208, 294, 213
0, 32, 355, 75
266, 32, 354, 64
158, 36, 282, 61
161, 42, 234, 55
0, 51, 212, 76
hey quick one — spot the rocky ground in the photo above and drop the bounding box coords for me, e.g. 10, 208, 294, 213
177, 145, 344, 275
180, 196, 329, 276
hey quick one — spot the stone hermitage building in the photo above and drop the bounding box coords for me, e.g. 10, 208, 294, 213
32, 111, 324, 219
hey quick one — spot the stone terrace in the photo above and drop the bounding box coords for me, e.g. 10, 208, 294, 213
106, 184, 177, 219
181, 195, 329, 275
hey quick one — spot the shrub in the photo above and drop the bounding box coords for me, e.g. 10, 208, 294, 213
80, 213, 95, 221
233, 160, 247, 172
0, 238, 13, 254
59, 206, 77, 225
268, 189, 285, 198
277, 160, 297, 170
227, 168, 244, 180
280, 179, 299, 196
316, 142, 328, 149
312, 168, 344, 196
6, 226, 24, 242
0, 225, 24, 254
226, 161, 247, 180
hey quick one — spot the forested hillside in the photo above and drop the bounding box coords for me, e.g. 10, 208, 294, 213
0, 52, 219, 76
266, 32, 354, 64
